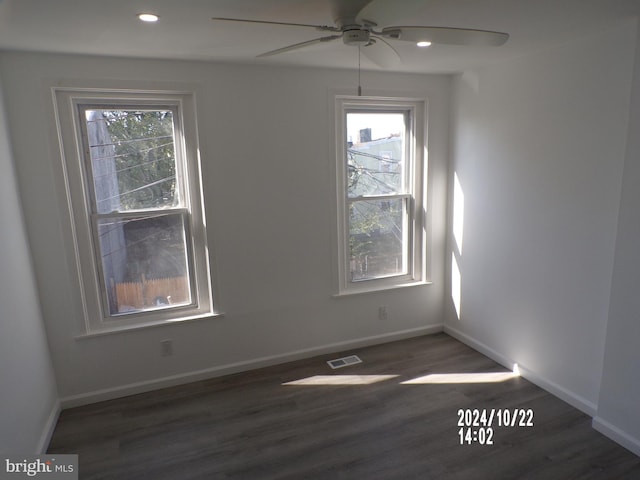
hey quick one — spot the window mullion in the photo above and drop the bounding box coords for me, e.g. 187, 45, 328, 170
91, 207, 189, 222
347, 193, 411, 204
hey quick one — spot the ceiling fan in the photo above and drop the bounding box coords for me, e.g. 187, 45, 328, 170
212, 0, 509, 68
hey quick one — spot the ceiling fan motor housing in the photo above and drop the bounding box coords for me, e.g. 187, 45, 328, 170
343, 29, 370, 46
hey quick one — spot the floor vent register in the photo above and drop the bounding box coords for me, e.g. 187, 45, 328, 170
327, 355, 362, 369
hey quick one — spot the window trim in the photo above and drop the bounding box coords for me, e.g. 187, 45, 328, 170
53, 88, 214, 333
334, 96, 427, 295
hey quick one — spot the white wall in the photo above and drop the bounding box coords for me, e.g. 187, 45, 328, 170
446, 20, 636, 414
0, 52, 449, 404
0, 75, 59, 453
595, 23, 640, 456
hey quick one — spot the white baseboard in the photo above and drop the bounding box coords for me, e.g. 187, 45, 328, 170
593, 416, 640, 457
37, 400, 61, 453
444, 325, 597, 416
61, 324, 442, 408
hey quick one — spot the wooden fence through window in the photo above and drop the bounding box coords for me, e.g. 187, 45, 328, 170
112, 275, 190, 311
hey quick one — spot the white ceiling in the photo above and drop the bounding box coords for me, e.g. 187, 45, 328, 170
0, 0, 638, 74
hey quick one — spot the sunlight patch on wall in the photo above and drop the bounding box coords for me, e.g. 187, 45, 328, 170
451, 171, 464, 319
453, 172, 465, 253
452, 253, 462, 319
282, 375, 398, 386
401, 371, 519, 384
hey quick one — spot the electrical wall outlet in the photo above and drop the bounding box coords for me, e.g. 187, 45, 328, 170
160, 339, 173, 357
378, 306, 388, 321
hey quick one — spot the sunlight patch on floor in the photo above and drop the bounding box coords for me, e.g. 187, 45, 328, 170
282, 375, 398, 386
401, 371, 519, 384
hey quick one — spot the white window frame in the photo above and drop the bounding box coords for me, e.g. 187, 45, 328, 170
53, 88, 214, 334
335, 96, 427, 295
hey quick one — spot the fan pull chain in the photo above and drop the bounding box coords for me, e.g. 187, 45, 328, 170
357, 46, 362, 96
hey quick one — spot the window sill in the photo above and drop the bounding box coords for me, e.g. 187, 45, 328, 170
333, 280, 431, 298
75, 311, 225, 340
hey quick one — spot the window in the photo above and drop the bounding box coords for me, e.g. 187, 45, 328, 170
335, 97, 426, 294
54, 89, 213, 332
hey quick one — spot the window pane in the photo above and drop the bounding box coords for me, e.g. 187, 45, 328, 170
97, 213, 192, 315
85, 109, 179, 212
346, 112, 406, 197
349, 198, 408, 281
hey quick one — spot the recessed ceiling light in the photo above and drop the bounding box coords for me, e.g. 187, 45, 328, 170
138, 13, 159, 23
417, 41, 432, 48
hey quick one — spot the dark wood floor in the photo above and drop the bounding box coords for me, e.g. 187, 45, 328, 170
48, 333, 640, 479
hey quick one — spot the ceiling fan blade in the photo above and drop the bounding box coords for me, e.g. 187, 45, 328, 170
257, 35, 342, 58
382, 26, 509, 47
331, 0, 374, 27
362, 36, 402, 69
212, 17, 337, 31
